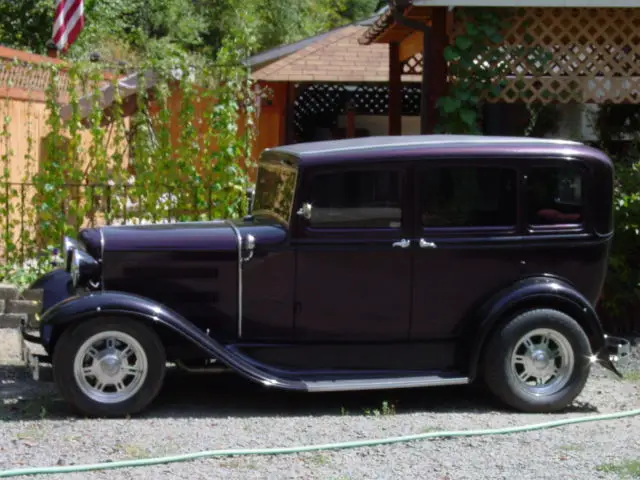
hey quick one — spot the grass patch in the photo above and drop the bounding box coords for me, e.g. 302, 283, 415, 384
420, 427, 439, 434
309, 453, 330, 466
219, 459, 258, 470
363, 400, 396, 417
559, 444, 585, 452
16, 425, 41, 441
596, 460, 640, 478
623, 370, 640, 383
220, 459, 241, 470
114, 443, 152, 460
341, 400, 397, 417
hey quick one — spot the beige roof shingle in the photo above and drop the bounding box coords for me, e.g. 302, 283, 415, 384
252, 26, 421, 83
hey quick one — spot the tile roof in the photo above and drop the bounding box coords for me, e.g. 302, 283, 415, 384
251, 25, 421, 83
358, 7, 398, 45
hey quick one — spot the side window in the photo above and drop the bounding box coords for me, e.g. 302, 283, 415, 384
419, 166, 517, 228
526, 167, 584, 226
307, 168, 403, 229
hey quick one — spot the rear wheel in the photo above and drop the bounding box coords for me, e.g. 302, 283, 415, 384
482, 308, 592, 413
52, 317, 166, 417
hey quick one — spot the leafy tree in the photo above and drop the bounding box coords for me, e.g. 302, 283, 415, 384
0, 0, 384, 62
0, 0, 53, 54
339, 0, 386, 23
67, 0, 208, 63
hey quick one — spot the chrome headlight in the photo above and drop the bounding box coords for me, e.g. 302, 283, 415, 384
63, 236, 80, 271
69, 249, 80, 286
68, 248, 100, 288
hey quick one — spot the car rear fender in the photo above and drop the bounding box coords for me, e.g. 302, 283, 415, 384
39, 290, 306, 391
463, 276, 605, 379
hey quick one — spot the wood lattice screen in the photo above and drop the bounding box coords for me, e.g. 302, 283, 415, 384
452, 7, 640, 104
402, 53, 423, 75
0, 58, 111, 100
293, 83, 422, 138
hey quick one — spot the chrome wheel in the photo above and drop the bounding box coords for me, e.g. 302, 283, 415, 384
510, 328, 575, 396
73, 331, 148, 404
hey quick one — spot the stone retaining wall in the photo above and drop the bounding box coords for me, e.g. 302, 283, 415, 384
0, 284, 42, 328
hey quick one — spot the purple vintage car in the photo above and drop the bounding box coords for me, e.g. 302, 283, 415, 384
19, 135, 630, 417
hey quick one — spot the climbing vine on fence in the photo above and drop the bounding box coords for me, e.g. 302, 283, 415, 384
0, 25, 260, 285
436, 7, 553, 134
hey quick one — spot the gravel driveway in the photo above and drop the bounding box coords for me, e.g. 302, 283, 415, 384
1, 328, 640, 480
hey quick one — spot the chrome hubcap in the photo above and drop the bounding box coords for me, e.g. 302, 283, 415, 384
511, 328, 575, 396
73, 331, 148, 404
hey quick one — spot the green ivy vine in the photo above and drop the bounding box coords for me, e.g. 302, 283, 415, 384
0, 19, 261, 286
436, 7, 553, 134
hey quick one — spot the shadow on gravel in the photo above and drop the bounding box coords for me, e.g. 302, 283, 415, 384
1, 363, 601, 421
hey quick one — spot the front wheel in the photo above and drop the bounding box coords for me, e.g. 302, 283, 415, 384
52, 317, 166, 417
482, 308, 592, 413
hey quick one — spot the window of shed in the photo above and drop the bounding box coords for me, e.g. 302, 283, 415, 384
307, 169, 403, 228
419, 166, 517, 228
526, 167, 584, 226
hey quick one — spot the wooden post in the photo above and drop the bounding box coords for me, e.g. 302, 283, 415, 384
388, 42, 402, 136
346, 102, 356, 138
46, 40, 59, 59
420, 27, 430, 134
426, 7, 448, 134
284, 82, 296, 144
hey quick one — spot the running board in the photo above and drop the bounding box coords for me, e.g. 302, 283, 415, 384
303, 375, 470, 392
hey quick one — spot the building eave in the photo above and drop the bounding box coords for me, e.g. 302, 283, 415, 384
360, 0, 640, 45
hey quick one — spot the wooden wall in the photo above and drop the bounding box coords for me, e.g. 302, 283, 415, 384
154, 79, 289, 182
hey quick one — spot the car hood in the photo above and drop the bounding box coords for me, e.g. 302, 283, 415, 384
79, 218, 288, 256
92, 221, 238, 253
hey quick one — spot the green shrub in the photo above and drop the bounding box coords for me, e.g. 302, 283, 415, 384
0, 246, 63, 289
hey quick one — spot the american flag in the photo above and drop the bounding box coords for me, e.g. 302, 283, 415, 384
52, 0, 85, 52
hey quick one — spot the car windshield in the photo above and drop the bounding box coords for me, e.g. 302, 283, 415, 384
252, 155, 298, 223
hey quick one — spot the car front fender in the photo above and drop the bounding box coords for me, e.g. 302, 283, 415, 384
39, 290, 306, 391
29, 268, 74, 314
463, 276, 606, 379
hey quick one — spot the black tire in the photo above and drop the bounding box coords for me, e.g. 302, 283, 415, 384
52, 317, 166, 417
482, 308, 592, 413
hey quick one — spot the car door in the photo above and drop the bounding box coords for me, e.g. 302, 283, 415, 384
292, 161, 412, 343
410, 160, 523, 344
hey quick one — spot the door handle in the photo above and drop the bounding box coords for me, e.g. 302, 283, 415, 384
392, 239, 411, 248
419, 238, 437, 249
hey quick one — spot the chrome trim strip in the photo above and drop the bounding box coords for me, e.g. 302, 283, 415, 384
278, 136, 582, 157
303, 376, 470, 392
99, 228, 105, 291
224, 220, 244, 339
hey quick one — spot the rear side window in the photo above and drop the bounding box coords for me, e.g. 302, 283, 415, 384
418, 166, 517, 228
306, 168, 403, 228
526, 167, 584, 226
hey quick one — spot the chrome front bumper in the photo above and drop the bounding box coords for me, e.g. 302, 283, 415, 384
605, 334, 631, 365
18, 319, 50, 382
597, 334, 632, 378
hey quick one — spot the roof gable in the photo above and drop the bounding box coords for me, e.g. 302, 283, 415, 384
251, 25, 421, 83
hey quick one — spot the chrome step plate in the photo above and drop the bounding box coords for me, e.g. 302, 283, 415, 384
303, 375, 470, 392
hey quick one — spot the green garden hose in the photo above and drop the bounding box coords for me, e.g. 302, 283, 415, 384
2, 407, 640, 478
